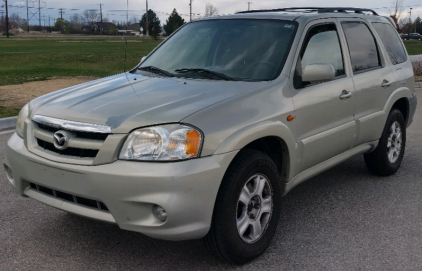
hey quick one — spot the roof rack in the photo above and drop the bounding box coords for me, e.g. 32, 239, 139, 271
237, 7, 379, 16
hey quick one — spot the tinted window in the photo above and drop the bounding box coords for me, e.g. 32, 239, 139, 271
341, 22, 381, 73
140, 20, 297, 81
372, 23, 407, 65
300, 24, 345, 77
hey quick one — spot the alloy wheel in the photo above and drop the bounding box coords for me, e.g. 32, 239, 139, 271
236, 174, 273, 243
387, 121, 402, 163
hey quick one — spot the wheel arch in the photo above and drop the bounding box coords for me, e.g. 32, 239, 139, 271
214, 121, 296, 184
383, 87, 412, 124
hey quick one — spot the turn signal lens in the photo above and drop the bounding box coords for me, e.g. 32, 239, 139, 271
186, 130, 201, 157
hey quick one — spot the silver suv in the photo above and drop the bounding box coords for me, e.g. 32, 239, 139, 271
3, 7, 418, 264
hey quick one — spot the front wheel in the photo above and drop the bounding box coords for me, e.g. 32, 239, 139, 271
203, 149, 283, 264
364, 109, 406, 176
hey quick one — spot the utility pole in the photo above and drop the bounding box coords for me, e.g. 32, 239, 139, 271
0, 10, 4, 34
247, 2, 252, 11
100, 3, 103, 36
5, 0, 9, 38
190, 0, 192, 21
146, 0, 148, 37
38, 0, 41, 31
408, 8, 412, 35
26, 0, 29, 32
59, 8, 64, 34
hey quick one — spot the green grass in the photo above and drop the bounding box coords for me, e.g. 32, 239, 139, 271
0, 37, 163, 86
403, 41, 422, 55
0, 107, 20, 118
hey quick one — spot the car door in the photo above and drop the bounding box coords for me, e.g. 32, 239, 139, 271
338, 19, 397, 146
291, 20, 356, 173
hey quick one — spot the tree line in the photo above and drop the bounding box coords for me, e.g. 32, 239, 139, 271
0, 4, 219, 36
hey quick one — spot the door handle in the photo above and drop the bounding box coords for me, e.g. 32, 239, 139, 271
339, 90, 352, 100
381, 79, 392, 87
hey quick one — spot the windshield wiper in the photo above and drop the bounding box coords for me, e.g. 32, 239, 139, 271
138, 66, 174, 77
174, 68, 234, 81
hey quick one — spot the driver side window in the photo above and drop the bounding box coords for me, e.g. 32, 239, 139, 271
294, 23, 345, 88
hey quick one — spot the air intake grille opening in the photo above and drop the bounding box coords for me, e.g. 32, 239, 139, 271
29, 182, 109, 212
36, 139, 99, 158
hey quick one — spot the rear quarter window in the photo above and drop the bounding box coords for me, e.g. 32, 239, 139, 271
372, 22, 407, 65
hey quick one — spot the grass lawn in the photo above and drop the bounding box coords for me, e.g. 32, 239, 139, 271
403, 41, 422, 55
0, 36, 163, 86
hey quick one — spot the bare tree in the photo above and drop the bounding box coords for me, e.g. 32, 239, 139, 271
390, 0, 405, 30
204, 3, 218, 17
69, 14, 84, 30
83, 10, 99, 25
9, 13, 27, 29
129, 16, 139, 25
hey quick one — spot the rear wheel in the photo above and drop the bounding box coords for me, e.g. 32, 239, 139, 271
364, 109, 406, 176
203, 149, 283, 264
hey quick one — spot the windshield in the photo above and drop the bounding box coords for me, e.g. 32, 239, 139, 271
139, 19, 297, 81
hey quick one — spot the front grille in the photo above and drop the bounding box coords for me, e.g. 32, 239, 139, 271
38, 123, 109, 141
29, 182, 109, 212
36, 139, 99, 158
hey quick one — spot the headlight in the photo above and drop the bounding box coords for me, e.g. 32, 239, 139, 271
16, 103, 29, 138
119, 124, 203, 161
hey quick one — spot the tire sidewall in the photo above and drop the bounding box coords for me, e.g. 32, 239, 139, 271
216, 152, 283, 262
378, 109, 406, 172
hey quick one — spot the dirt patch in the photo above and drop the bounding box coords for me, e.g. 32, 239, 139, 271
0, 76, 99, 110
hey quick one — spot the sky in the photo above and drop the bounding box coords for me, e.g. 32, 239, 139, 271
3, 0, 422, 27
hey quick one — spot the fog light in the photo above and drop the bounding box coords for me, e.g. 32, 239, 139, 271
152, 205, 167, 222
4, 164, 13, 180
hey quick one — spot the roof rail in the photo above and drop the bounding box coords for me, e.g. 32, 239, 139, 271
237, 7, 379, 16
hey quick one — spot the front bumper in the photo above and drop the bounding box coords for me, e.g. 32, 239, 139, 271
407, 93, 417, 128
4, 133, 237, 241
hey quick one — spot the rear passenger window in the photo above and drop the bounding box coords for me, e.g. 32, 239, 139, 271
341, 22, 381, 73
372, 23, 407, 65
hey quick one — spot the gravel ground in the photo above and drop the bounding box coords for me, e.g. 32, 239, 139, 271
0, 90, 421, 271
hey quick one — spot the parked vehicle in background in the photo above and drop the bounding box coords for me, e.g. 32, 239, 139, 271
4, 7, 418, 265
403, 33, 422, 41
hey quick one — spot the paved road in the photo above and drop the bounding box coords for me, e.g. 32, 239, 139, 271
1, 90, 421, 271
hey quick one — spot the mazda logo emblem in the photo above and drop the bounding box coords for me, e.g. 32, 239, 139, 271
53, 130, 69, 150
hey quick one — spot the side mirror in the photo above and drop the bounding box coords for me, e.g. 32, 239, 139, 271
301, 64, 335, 84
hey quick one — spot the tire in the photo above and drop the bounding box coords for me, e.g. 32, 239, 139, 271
203, 149, 283, 264
364, 109, 406, 176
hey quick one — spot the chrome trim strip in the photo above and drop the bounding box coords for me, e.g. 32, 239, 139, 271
32, 115, 111, 134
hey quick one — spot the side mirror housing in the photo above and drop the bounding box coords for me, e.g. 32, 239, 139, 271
301, 64, 336, 84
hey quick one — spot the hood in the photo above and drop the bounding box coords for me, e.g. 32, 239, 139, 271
30, 73, 268, 133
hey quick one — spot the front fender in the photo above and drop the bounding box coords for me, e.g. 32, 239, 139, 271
214, 120, 297, 182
